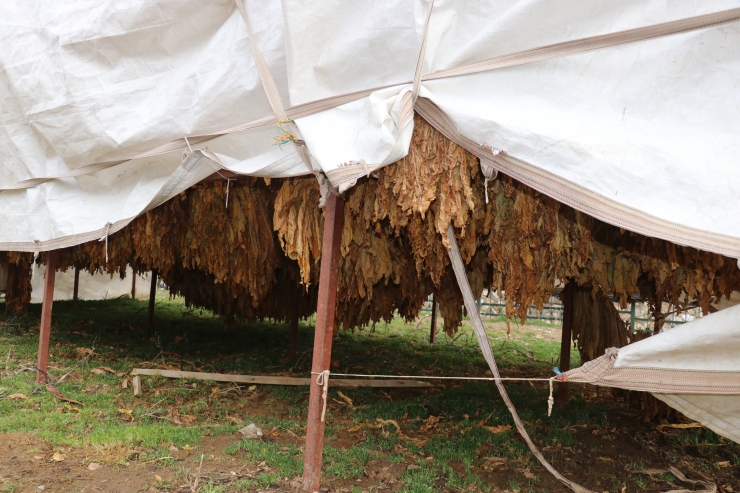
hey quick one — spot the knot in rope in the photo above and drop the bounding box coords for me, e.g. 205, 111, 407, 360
548, 377, 556, 417
272, 120, 298, 147
315, 370, 330, 422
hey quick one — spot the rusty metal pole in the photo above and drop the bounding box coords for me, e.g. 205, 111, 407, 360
302, 193, 345, 492
37, 251, 58, 384
72, 266, 80, 312
558, 281, 575, 410
288, 284, 300, 359
429, 294, 437, 344
147, 270, 158, 333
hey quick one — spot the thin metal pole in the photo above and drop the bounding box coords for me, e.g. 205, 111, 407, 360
429, 295, 437, 344
288, 284, 300, 359
558, 281, 574, 410
72, 266, 80, 312
147, 270, 158, 333
302, 193, 345, 493
37, 251, 58, 384
131, 271, 136, 299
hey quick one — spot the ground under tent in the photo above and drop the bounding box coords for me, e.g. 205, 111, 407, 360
2, 2, 740, 491
4, 118, 740, 492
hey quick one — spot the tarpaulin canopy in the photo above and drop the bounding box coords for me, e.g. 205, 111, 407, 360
1, 0, 740, 257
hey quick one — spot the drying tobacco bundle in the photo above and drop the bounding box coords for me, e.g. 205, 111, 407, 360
0, 252, 34, 313
5, 115, 738, 336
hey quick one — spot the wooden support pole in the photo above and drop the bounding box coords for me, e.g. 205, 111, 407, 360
147, 270, 158, 333
288, 284, 300, 359
429, 294, 437, 344
302, 193, 345, 493
558, 281, 575, 410
37, 251, 58, 384
72, 266, 80, 312
131, 271, 136, 299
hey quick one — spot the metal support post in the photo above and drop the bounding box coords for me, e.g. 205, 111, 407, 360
37, 251, 58, 384
630, 299, 636, 334
558, 281, 574, 410
131, 271, 136, 299
302, 193, 345, 492
72, 266, 80, 312
288, 284, 300, 359
429, 295, 437, 344
147, 270, 158, 333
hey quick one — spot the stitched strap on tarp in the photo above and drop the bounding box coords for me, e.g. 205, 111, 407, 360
563, 350, 740, 394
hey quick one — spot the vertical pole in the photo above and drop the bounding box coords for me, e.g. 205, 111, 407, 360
72, 266, 80, 312
653, 304, 664, 335
629, 299, 636, 334
147, 270, 158, 333
131, 270, 136, 299
302, 193, 345, 493
288, 284, 300, 359
37, 251, 58, 384
476, 297, 481, 314
429, 294, 437, 344
558, 281, 574, 410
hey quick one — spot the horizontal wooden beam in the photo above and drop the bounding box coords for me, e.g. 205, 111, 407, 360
130, 368, 432, 388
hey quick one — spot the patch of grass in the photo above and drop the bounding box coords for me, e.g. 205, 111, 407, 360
201, 481, 226, 493
0, 477, 18, 493
226, 438, 302, 479
401, 464, 437, 493
324, 445, 371, 478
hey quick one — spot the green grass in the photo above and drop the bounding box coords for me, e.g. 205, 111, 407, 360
0, 294, 598, 493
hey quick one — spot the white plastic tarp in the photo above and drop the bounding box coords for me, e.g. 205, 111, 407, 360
30, 265, 152, 303
563, 304, 740, 444
1, 1, 740, 258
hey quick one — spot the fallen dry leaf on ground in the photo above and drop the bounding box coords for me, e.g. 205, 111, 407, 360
88, 462, 101, 471
337, 391, 354, 408
656, 422, 704, 432
52, 452, 65, 462
481, 425, 512, 434
7, 393, 27, 400
46, 384, 84, 405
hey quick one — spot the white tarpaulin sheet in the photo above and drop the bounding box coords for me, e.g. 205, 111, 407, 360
1, 0, 740, 257
563, 304, 740, 444
30, 265, 152, 303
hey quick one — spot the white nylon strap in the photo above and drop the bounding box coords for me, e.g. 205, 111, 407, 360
446, 223, 595, 493
425, 7, 740, 81
412, 0, 434, 103
399, 0, 435, 130
233, 0, 319, 179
